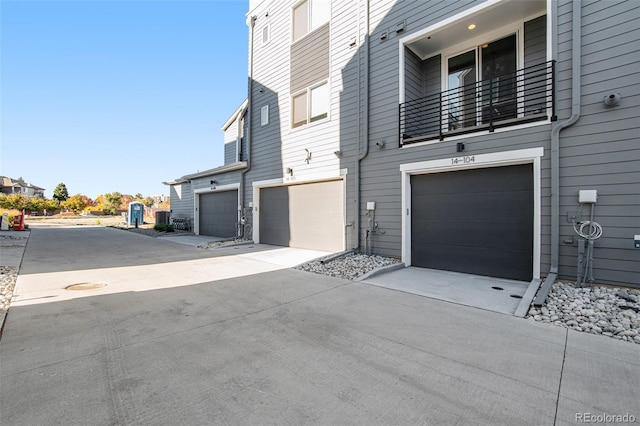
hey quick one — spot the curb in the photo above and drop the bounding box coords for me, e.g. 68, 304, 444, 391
514, 278, 542, 317
0, 230, 30, 341
355, 262, 406, 282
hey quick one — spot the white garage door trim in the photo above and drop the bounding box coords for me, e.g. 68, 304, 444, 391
193, 183, 240, 236
400, 147, 543, 280
252, 169, 348, 247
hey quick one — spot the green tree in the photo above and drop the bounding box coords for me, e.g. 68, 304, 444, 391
0, 194, 27, 210
103, 192, 123, 215
24, 197, 58, 214
61, 194, 88, 213
142, 196, 155, 207
53, 183, 69, 203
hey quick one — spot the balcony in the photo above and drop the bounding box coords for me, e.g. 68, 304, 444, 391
400, 61, 555, 146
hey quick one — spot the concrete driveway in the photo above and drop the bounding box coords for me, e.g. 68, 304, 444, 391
1, 227, 638, 425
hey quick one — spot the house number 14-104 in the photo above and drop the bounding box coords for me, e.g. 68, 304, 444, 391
451, 156, 475, 165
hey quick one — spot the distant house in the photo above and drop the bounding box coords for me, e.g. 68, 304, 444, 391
0, 176, 45, 199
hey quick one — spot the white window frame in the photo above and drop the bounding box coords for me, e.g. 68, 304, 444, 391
291, 0, 330, 43
291, 80, 329, 129
440, 24, 524, 130
261, 105, 269, 126
262, 25, 270, 45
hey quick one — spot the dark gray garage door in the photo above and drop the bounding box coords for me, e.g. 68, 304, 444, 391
260, 180, 344, 252
199, 190, 238, 238
411, 164, 533, 281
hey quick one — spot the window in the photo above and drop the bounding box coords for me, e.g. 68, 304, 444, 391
292, 81, 329, 128
262, 25, 269, 45
445, 33, 518, 129
292, 0, 330, 42
261, 105, 269, 126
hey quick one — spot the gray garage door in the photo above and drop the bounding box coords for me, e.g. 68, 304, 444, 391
260, 180, 344, 252
411, 164, 533, 281
199, 190, 238, 238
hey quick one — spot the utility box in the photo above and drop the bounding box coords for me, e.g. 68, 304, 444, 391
155, 210, 170, 225
128, 202, 145, 227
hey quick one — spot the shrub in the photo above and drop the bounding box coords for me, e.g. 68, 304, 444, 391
154, 223, 174, 232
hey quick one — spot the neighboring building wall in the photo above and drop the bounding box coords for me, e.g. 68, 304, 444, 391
554, 0, 640, 285
239, 0, 638, 285
224, 116, 239, 164
357, 0, 638, 286
245, 0, 361, 249
190, 171, 243, 194
361, 0, 549, 261
169, 182, 193, 219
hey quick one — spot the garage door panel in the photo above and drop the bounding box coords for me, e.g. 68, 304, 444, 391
199, 190, 238, 238
412, 243, 533, 280
418, 192, 532, 221
413, 219, 531, 249
412, 168, 531, 196
260, 187, 290, 247
260, 180, 343, 252
411, 164, 533, 281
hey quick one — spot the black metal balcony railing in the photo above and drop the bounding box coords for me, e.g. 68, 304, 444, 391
400, 60, 556, 146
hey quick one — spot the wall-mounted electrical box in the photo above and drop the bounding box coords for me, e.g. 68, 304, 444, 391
366, 201, 376, 211
579, 190, 598, 203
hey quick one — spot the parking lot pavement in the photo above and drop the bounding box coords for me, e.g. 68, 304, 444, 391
1, 226, 638, 425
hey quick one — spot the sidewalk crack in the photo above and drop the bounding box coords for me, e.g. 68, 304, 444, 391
554, 328, 569, 425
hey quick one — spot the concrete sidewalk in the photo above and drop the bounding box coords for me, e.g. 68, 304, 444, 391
0, 229, 30, 268
1, 227, 638, 425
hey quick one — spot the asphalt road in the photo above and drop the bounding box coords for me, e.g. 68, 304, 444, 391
1, 226, 638, 425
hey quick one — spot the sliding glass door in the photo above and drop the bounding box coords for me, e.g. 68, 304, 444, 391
446, 33, 517, 130
481, 34, 517, 123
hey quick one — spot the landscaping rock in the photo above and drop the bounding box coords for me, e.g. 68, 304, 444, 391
528, 281, 640, 345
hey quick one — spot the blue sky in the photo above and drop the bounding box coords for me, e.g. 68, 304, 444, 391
1, 0, 249, 199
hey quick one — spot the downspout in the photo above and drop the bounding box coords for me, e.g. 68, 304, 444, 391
240, 14, 256, 238
534, 0, 581, 306
354, 0, 370, 251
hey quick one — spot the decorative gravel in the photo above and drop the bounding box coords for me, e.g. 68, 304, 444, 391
528, 282, 640, 344
0, 266, 18, 311
295, 252, 400, 281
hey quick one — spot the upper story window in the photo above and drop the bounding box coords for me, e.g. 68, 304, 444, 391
292, 0, 330, 42
262, 25, 270, 45
292, 81, 328, 128
261, 105, 269, 126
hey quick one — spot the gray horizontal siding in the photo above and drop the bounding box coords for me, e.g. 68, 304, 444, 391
169, 183, 193, 219
224, 142, 236, 165
524, 15, 547, 69
553, 0, 640, 285
290, 23, 330, 94
404, 47, 422, 102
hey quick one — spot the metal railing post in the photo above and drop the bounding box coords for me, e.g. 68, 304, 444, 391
551, 60, 557, 121
439, 92, 444, 140
488, 78, 495, 132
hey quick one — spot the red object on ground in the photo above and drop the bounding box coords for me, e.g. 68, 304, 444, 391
13, 213, 25, 231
